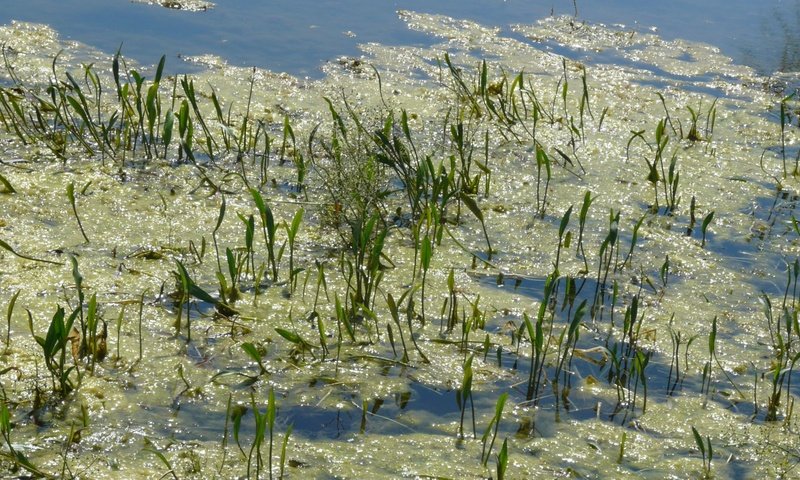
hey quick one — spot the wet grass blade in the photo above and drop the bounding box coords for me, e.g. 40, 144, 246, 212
67, 181, 90, 243
496, 438, 508, 480
481, 392, 508, 466
0, 238, 62, 265
143, 438, 179, 480
279, 424, 292, 479
0, 172, 15, 193
460, 192, 492, 257
701, 211, 714, 247
5, 290, 20, 352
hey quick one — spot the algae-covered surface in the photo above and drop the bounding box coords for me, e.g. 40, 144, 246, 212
1, 9, 800, 479
132, 0, 215, 12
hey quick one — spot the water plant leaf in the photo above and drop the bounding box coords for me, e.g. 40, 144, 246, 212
691, 426, 705, 457
496, 438, 508, 480
231, 404, 247, 455
421, 234, 432, 271
0, 238, 62, 266
241, 342, 261, 363
174, 260, 228, 309
701, 211, 714, 247
0, 399, 9, 434
460, 192, 484, 222
275, 328, 302, 345
143, 439, 178, 480
559, 205, 573, 239
290, 208, 304, 238
0, 172, 16, 193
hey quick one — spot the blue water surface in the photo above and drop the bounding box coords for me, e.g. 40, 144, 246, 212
1, 0, 797, 77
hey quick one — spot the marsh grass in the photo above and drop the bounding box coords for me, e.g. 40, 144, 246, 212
4, 290, 19, 354
480, 392, 508, 466
66, 181, 90, 243
691, 426, 713, 478
0, 238, 63, 266
701, 210, 714, 247
28, 306, 81, 397
1, 26, 799, 479
0, 172, 15, 193
457, 353, 476, 439
143, 438, 179, 480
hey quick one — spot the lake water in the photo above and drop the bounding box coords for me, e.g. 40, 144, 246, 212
2, 0, 798, 77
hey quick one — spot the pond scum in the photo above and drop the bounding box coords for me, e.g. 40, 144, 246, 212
1, 10, 800, 479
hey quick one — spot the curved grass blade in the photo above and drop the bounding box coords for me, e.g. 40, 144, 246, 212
0, 172, 15, 193
0, 238, 62, 266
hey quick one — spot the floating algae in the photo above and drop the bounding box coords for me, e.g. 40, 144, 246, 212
132, 0, 215, 12
1, 10, 800, 479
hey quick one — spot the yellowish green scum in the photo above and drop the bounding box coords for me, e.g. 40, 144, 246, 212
1, 10, 800, 479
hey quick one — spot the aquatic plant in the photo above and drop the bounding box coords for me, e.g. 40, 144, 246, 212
66, 181, 90, 244
496, 438, 508, 480
779, 92, 794, 177
143, 438, 179, 480
0, 172, 15, 194
1, 401, 50, 478
590, 210, 620, 322
4, 290, 19, 353
523, 272, 556, 404
3, 10, 800, 478
630, 118, 681, 213
28, 306, 81, 396
575, 190, 594, 272
0, 238, 63, 266
761, 277, 800, 421
285, 207, 304, 293
691, 426, 713, 479
481, 392, 508, 466
241, 342, 269, 375
174, 259, 237, 341
457, 353, 475, 439
666, 324, 696, 395
534, 144, 553, 219
683, 101, 717, 144
701, 210, 714, 247
419, 234, 432, 324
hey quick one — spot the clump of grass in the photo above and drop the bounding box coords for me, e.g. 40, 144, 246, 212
523, 272, 556, 404
28, 305, 81, 396
630, 118, 681, 213
666, 323, 697, 395
247, 388, 280, 479
590, 210, 620, 322
691, 426, 713, 478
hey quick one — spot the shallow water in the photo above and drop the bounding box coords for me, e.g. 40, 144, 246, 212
2, 0, 799, 76
1, 4, 800, 480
